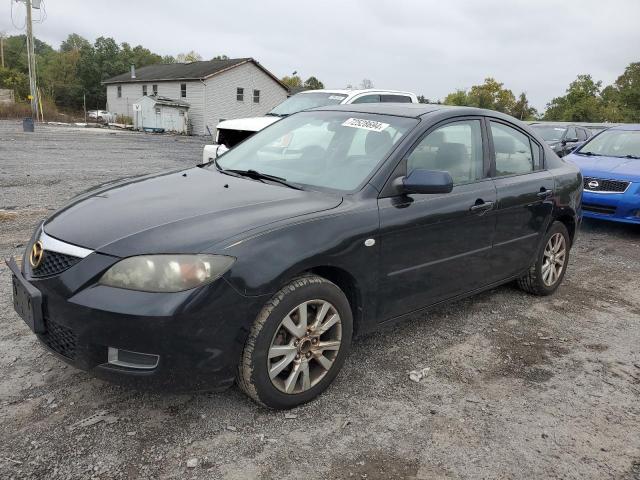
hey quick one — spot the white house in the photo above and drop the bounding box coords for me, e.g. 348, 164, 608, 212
132, 95, 190, 134
103, 58, 288, 136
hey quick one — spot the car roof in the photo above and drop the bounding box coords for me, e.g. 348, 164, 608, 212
609, 124, 640, 131
298, 88, 416, 97
312, 103, 514, 120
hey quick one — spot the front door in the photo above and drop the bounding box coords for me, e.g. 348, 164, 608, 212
377, 118, 497, 321
488, 120, 554, 281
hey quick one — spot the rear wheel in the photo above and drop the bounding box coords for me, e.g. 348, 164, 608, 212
517, 221, 570, 296
237, 275, 352, 409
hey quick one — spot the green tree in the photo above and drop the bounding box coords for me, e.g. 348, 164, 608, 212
281, 75, 303, 88
212, 54, 229, 60
544, 75, 604, 122
443, 89, 469, 106
612, 62, 640, 122
511, 92, 538, 120
467, 78, 516, 113
0, 66, 29, 99
303, 76, 324, 89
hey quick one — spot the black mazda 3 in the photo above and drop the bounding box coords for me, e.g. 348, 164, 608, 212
9, 104, 582, 409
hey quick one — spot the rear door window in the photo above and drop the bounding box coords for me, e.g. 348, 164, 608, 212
490, 121, 534, 176
565, 127, 577, 141
381, 94, 412, 103
351, 95, 381, 104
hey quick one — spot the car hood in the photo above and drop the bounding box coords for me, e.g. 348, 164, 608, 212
566, 153, 640, 180
217, 116, 280, 133
44, 167, 343, 257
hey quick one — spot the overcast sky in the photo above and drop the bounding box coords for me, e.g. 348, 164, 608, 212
2, 0, 639, 110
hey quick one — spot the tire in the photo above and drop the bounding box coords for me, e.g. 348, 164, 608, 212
238, 275, 353, 409
517, 221, 571, 296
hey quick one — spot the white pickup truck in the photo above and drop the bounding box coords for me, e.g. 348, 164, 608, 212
202, 88, 418, 163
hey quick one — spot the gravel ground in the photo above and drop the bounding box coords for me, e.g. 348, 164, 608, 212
1, 120, 639, 480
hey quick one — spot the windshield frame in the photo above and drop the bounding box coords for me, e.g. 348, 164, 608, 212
575, 128, 640, 159
210, 110, 420, 195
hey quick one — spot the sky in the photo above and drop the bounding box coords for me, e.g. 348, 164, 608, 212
2, 0, 639, 111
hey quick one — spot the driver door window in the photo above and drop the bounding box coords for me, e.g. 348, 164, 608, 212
406, 120, 484, 185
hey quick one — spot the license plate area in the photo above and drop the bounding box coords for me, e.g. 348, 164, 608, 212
8, 259, 44, 333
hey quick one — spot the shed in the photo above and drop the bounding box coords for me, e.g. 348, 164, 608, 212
132, 95, 190, 134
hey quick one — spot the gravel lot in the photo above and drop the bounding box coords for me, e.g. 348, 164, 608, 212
1, 120, 639, 480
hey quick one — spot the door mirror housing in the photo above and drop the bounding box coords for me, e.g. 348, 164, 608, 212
563, 137, 579, 144
395, 169, 453, 195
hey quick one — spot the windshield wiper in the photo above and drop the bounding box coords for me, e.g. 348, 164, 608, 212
624, 154, 640, 159
576, 151, 600, 156
265, 112, 285, 117
226, 169, 303, 190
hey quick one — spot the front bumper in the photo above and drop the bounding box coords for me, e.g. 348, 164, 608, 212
9, 252, 268, 391
582, 182, 640, 224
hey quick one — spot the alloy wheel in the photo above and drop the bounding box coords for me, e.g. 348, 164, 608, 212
267, 300, 342, 394
542, 232, 566, 287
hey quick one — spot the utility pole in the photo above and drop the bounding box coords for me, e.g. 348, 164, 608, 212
24, 0, 39, 120
0, 33, 5, 68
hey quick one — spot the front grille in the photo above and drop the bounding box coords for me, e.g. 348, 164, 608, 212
42, 318, 77, 359
31, 250, 81, 278
583, 203, 617, 215
583, 177, 630, 193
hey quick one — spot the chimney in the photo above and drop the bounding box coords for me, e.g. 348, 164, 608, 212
130, 64, 136, 79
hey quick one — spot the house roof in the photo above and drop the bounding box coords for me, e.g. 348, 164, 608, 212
102, 58, 287, 91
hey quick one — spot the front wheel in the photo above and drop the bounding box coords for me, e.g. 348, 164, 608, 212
237, 275, 353, 409
517, 221, 571, 296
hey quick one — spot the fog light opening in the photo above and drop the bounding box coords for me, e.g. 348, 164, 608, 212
107, 347, 159, 370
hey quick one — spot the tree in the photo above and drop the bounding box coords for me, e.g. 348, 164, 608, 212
0, 66, 29, 99
544, 75, 604, 122
303, 76, 324, 90
467, 78, 516, 113
511, 92, 538, 120
360, 78, 374, 89
212, 54, 229, 60
281, 75, 303, 88
60, 33, 90, 53
443, 89, 469, 106
612, 62, 640, 122
176, 51, 202, 63
417, 95, 429, 104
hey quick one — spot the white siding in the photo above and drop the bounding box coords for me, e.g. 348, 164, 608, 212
105, 61, 287, 135
107, 80, 203, 133
131, 96, 188, 134
203, 62, 288, 134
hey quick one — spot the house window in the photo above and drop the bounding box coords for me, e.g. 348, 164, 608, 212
142, 85, 148, 96
181, 83, 187, 98
152, 84, 158, 95
237, 87, 244, 101
253, 89, 260, 103
117, 86, 122, 98
155, 107, 161, 114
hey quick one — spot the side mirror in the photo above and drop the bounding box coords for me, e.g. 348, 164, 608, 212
395, 169, 453, 195
564, 138, 579, 144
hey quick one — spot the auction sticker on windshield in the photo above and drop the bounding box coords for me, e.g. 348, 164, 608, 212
342, 118, 390, 132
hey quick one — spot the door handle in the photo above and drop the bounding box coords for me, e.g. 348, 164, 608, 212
469, 200, 494, 212
537, 189, 553, 199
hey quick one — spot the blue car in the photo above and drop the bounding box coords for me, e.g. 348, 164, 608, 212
566, 125, 640, 224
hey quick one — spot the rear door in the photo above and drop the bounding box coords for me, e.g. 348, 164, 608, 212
488, 119, 554, 282
377, 117, 497, 320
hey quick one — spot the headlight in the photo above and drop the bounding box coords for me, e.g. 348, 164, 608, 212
99, 255, 235, 292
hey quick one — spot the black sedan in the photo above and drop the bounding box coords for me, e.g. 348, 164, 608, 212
9, 104, 582, 409
530, 123, 593, 157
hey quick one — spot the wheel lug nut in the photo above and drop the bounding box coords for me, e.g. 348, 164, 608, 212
295, 354, 300, 360
294, 340, 299, 346
306, 352, 312, 358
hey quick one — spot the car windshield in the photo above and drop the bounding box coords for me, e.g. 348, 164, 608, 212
268, 92, 348, 116
531, 125, 566, 142
578, 130, 640, 158
214, 111, 418, 192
